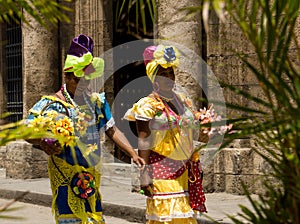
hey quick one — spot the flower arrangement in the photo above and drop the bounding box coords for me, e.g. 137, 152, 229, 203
52, 116, 75, 145
27, 105, 93, 150
27, 110, 76, 147
195, 104, 233, 143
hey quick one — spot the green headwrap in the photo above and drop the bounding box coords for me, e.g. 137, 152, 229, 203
63, 52, 104, 80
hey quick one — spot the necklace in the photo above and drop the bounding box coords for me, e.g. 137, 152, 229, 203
61, 84, 96, 124
61, 84, 77, 106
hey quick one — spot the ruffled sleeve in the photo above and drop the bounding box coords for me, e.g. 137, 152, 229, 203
123, 96, 164, 121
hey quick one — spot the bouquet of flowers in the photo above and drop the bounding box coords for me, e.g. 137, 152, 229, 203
195, 104, 232, 143
27, 102, 101, 157
27, 110, 76, 147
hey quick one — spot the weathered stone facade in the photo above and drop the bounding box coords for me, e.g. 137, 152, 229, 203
156, 0, 203, 109
0, 0, 283, 194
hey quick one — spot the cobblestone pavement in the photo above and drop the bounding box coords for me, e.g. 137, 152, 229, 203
0, 199, 143, 224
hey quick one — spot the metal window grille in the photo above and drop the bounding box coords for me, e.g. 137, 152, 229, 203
5, 19, 23, 122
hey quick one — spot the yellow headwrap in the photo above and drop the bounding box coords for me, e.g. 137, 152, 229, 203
144, 45, 180, 83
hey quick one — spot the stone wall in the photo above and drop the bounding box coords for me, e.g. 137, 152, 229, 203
206, 12, 263, 117
22, 13, 59, 115
1, 140, 48, 179
204, 147, 269, 194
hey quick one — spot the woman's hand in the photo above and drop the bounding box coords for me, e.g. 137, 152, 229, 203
132, 154, 146, 169
140, 184, 155, 197
139, 166, 154, 197
39, 138, 62, 155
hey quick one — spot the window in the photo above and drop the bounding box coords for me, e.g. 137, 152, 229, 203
4, 19, 22, 122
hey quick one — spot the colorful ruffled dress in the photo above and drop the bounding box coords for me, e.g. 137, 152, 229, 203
124, 92, 207, 224
27, 92, 114, 224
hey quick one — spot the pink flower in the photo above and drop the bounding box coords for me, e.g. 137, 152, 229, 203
197, 104, 232, 138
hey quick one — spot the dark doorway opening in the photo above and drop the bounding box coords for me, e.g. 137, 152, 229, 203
112, 1, 154, 163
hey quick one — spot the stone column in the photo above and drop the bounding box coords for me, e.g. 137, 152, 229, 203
22, 14, 59, 115
156, 0, 203, 109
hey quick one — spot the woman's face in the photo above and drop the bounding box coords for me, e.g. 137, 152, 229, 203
65, 73, 90, 96
154, 66, 175, 92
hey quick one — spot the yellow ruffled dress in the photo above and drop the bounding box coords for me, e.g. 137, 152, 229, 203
124, 95, 202, 224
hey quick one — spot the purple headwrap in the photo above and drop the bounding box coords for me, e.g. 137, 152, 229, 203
67, 34, 94, 57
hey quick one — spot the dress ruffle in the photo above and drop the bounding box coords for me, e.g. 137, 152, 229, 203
145, 171, 199, 223
123, 96, 163, 121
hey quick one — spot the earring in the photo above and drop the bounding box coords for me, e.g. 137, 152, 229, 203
153, 82, 160, 92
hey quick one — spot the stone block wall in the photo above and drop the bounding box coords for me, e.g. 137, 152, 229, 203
2, 140, 48, 179
201, 146, 271, 195
0, 146, 6, 166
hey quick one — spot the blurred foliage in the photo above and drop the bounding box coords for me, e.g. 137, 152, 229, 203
114, 0, 156, 38
0, 191, 29, 220
0, 119, 47, 219
0, 0, 72, 28
0, 120, 46, 146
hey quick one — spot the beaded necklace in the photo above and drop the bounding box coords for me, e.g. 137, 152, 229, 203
61, 84, 95, 123
61, 84, 77, 106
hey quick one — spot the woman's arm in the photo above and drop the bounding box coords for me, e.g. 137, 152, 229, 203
136, 120, 155, 196
136, 120, 152, 164
105, 125, 145, 168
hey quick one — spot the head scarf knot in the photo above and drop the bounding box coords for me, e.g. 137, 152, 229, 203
143, 44, 180, 83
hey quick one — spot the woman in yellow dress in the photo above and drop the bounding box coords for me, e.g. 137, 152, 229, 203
124, 45, 207, 224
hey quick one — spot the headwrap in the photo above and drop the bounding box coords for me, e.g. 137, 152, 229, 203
143, 44, 180, 83
63, 34, 104, 80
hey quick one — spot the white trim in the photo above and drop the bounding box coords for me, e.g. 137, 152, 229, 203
152, 191, 189, 199
146, 210, 195, 221
105, 117, 115, 130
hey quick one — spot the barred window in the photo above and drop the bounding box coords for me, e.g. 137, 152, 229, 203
4, 19, 22, 122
